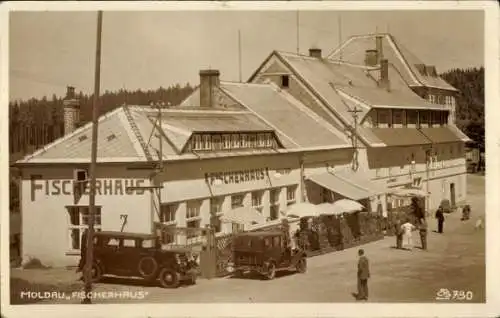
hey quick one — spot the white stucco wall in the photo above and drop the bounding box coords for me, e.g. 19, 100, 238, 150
20, 165, 151, 267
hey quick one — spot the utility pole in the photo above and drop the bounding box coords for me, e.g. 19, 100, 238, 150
338, 15, 343, 61
347, 106, 363, 171
83, 10, 103, 305
238, 30, 242, 83
296, 11, 300, 54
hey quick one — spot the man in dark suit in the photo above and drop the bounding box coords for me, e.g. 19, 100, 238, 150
356, 249, 370, 301
435, 206, 445, 233
394, 219, 403, 249
419, 219, 428, 250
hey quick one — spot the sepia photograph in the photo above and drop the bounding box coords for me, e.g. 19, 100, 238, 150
1, 1, 498, 317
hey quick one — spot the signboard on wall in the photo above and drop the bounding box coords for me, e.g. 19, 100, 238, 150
205, 169, 266, 186
30, 177, 147, 201
205, 167, 292, 186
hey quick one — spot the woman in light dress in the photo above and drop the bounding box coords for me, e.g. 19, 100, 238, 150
400, 219, 416, 250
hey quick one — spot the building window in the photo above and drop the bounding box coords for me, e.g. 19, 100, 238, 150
286, 185, 297, 205
192, 135, 202, 150
160, 204, 177, 223
247, 134, 257, 148
377, 109, 391, 128
430, 111, 441, 127
439, 95, 446, 105
406, 110, 418, 127
270, 188, 280, 220
186, 200, 201, 219
392, 110, 403, 127
240, 134, 248, 148
210, 197, 223, 232
231, 194, 244, 209
251, 191, 263, 212
442, 111, 449, 125
186, 200, 202, 238
222, 134, 231, 149
265, 133, 273, 147
67, 206, 102, 251
257, 134, 266, 148
212, 134, 222, 150
202, 135, 211, 150
281, 75, 290, 88
231, 134, 240, 149
419, 111, 430, 127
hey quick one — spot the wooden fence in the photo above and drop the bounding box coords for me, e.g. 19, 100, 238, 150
213, 212, 386, 277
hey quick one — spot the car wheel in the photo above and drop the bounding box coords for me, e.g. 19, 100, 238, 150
265, 262, 276, 280
138, 256, 159, 281
91, 262, 103, 283
296, 258, 307, 273
158, 268, 181, 288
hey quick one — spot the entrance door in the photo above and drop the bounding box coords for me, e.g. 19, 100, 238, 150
450, 183, 456, 208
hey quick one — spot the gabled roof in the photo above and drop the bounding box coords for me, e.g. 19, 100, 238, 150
327, 33, 458, 92
219, 81, 351, 149
277, 51, 447, 118
16, 107, 150, 164
248, 50, 452, 148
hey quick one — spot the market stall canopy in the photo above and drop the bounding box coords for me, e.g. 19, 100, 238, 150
220, 206, 267, 225
316, 202, 344, 216
285, 202, 323, 218
306, 170, 385, 201
390, 188, 430, 197
331, 199, 365, 213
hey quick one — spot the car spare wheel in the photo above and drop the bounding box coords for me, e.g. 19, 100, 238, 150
265, 262, 276, 280
138, 256, 159, 280
296, 258, 307, 273
158, 268, 181, 288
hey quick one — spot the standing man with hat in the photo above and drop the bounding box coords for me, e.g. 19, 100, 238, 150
419, 218, 428, 250
356, 249, 370, 301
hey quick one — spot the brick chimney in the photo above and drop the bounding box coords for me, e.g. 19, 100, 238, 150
63, 86, 80, 135
309, 48, 322, 58
199, 69, 220, 108
365, 49, 378, 67
379, 59, 390, 91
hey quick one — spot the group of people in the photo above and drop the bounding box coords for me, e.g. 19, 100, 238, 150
393, 197, 449, 251
355, 197, 459, 301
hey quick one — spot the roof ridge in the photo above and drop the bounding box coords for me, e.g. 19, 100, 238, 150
221, 81, 270, 87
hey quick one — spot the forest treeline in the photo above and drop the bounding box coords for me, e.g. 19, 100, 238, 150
8, 84, 194, 161
440, 67, 485, 151
8, 67, 485, 161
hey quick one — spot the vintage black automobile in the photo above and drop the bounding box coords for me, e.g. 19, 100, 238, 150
227, 231, 307, 280
88, 231, 198, 288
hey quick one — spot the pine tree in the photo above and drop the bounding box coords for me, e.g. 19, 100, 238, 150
9, 84, 194, 157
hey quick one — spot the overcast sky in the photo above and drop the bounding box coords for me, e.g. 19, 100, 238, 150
9, 10, 484, 101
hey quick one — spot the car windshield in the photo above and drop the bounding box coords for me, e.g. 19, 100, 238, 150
142, 239, 155, 248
